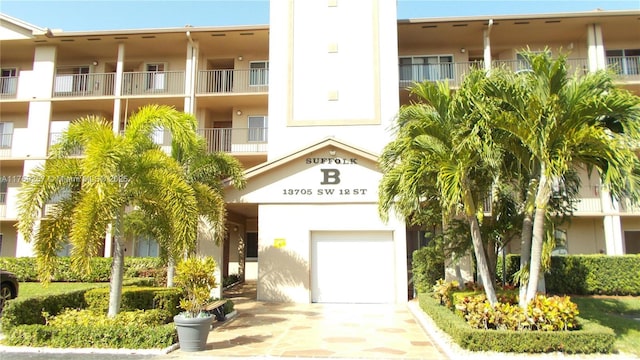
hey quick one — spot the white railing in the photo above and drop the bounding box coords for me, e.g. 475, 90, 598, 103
399, 62, 485, 88
122, 71, 185, 96
491, 58, 589, 76
607, 56, 640, 81
196, 69, 269, 94
0, 76, 18, 99
53, 73, 116, 97
197, 127, 268, 153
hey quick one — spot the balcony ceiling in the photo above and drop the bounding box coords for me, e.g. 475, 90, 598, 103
0, 27, 270, 64
398, 13, 640, 53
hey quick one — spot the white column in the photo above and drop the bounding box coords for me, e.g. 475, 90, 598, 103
587, 23, 606, 72
601, 188, 624, 255
184, 34, 198, 114
483, 20, 493, 72
112, 43, 125, 133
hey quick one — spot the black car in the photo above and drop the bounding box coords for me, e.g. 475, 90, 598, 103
0, 269, 19, 314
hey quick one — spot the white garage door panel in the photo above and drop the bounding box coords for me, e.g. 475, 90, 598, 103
312, 231, 395, 303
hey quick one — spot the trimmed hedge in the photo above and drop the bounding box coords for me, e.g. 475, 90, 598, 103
85, 287, 184, 317
0, 257, 165, 282
0, 288, 91, 332
418, 293, 615, 353
498, 254, 640, 295
6, 322, 176, 349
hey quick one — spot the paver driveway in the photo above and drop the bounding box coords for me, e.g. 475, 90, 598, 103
162, 281, 447, 359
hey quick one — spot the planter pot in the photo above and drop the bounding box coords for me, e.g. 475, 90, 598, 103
174, 314, 214, 352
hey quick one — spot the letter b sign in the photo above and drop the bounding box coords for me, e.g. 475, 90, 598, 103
320, 169, 340, 185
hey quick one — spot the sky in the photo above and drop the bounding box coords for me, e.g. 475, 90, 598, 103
0, 0, 638, 31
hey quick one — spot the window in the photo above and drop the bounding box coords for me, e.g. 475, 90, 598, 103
1, 68, 17, 95
57, 240, 72, 257
0, 122, 13, 148
249, 61, 269, 86
0, 180, 7, 204
54, 66, 89, 93
136, 237, 159, 257
552, 229, 568, 255
247, 116, 267, 142
399, 55, 454, 83
146, 63, 166, 90
606, 49, 640, 76
246, 232, 258, 258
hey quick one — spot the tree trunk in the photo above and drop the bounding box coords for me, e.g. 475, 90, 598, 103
166, 257, 175, 287
467, 215, 498, 306
518, 180, 536, 308
107, 208, 125, 318
525, 175, 551, 304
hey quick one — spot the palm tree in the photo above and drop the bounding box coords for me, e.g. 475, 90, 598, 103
17, 105, 203, 317
484, 50, 640, 307
379, 72, 500, 305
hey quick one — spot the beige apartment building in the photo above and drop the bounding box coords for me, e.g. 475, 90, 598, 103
0, 1, 638, 303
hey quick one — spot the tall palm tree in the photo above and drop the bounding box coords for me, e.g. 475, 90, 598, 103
484, 50, 640, 307
379, 72, 501, 305
17, 105, 202, 317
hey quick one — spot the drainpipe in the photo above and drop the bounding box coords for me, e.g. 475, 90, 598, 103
483, 19, 493, 72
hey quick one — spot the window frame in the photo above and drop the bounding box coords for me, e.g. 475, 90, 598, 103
247, 116, 267, 142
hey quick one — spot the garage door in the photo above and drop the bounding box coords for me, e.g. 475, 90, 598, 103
311, 231, 395, 303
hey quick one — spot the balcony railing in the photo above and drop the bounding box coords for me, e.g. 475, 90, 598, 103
122, 71, 185, 96
198, 127, 268, 153
53, 73, 116, 97
0, 76, 18, 99
399, 62, 484, 88
196, 69, 269, 94
400, 59, 591, 89
607, 56, 640, 81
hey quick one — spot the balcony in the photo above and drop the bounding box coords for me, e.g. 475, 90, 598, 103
0, 76, 18, 99
53, 73, 116, 97
122, 71, 185, 96
492, 58, 588, 76
196, 69, 269, 94
607, 56, 640, 82
198, 127, 268, 153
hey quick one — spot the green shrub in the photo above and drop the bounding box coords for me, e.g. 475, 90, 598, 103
6, 320, 176, 349
499, 254, 640, 295
0, 289, 90, 332
0, 257, 166, 282
85, 287, 184, 316
412, 240, 445, 293
418, 293, 614, 353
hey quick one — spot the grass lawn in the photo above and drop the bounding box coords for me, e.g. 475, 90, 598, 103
18, 282, 108, 299
573, 296, 640, 357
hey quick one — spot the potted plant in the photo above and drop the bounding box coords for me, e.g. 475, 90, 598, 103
173, 256, 218, 352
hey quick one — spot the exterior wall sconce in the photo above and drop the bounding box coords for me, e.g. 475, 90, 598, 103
460, 48, 466, 53
236, 110, 243, 116
92, 60, 99, 66
237, 56, 243, 61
